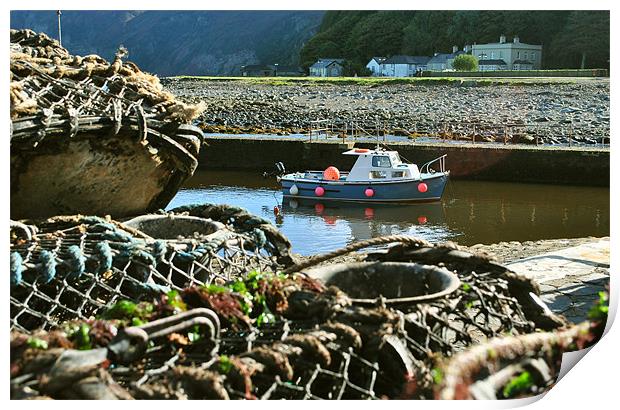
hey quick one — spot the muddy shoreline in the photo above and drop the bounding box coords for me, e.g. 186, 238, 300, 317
163, 77, 610, 146
295, 236, 605, 268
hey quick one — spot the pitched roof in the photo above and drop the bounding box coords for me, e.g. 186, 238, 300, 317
428, 50, 466, 64
478, 59, 507, 65
370, 56, 387, 63
382, 55, 430, 65
310, 58, 345, 69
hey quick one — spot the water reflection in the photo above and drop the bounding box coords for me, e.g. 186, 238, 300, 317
167, 170, 609, 255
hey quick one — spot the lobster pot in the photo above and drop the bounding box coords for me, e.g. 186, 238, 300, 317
10, 29, 206, 219
10, 204, 293, 332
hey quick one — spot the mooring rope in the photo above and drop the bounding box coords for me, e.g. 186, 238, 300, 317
282, 234, 434, 274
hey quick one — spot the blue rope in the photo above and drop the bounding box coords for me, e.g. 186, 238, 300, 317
66, 245, 86, 279
10, 252, 23, 287
252, 228, 268, 248
94, 241, 113, 275
151, 240, 167, 262
39, 250, 57, 284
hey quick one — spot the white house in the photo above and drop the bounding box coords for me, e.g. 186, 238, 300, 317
309, 58, 345, 77
472, 35, 542, 70
380, 55, 430, 77
366, 56, 386, 76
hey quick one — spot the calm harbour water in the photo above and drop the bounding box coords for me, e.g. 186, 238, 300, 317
167, 170, 609, 256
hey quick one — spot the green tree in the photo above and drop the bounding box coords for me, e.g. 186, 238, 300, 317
452, 54, 478, 71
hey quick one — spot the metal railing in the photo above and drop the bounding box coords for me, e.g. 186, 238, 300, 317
420, 154, 447, 174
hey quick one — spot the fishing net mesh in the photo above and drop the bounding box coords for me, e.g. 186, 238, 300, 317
10, 28, 205, 131
10, 204, 292, 333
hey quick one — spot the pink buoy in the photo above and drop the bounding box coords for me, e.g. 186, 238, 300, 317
364, 188, 374, 197
315, 186, 325, 197
417, 183, 428, 193
323, 166, 340, 181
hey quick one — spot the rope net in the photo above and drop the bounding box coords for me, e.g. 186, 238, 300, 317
11, 221, 581, 400
10, 204, 292, 333
10, 28, 205, 132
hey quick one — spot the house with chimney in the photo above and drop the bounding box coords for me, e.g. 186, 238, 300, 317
471, 35, 542, 70
427, 46, 466, 71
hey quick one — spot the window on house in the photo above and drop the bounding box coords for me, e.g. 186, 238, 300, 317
499, 51, 503, 58
531, 52, 535, 60
517, 51, 520, 59
372, 156, 392, 168
491, 51, 495, 59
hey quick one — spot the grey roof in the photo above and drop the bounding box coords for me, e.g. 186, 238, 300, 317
428, 51, 465, 64
382, 55, 431, 65
512, 59, 533, 64
478, 59, 507, 65
370, 56, 387, 63
241, 64, 273, 72
310, 58, 345, 69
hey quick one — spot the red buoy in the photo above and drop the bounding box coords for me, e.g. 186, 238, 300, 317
417, 183, 428, 193
323, 166, 340, 181
315, 186, 325, 196
364, 188, 374, 197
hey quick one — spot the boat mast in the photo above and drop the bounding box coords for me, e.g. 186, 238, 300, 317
56, 10, 62, 47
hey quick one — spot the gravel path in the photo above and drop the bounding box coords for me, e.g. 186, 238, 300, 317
164, 78, 610, 146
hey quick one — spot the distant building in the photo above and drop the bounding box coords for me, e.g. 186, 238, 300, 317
427, 46, 465, 71
241, 65, 274, 77
273, 65, 305, 77
380, 55, 430, 77
309, 58, 345, 77
478, 59, 508, 72
471, 35, 542, 70
241, 64, 305, 77
366, 56, 386, 76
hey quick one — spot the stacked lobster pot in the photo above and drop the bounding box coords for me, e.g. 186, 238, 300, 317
8, 28, 606, 401
10, 29, 206, 220
10, 211, 605, 400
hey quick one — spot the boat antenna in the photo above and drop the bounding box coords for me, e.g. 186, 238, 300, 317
56, 10, 62, 47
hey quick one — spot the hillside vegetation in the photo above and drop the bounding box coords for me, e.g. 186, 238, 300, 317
10, 10, 324, 76
300, 11, 610, 74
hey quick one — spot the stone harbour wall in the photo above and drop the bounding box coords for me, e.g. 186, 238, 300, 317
199, 137, 609, 186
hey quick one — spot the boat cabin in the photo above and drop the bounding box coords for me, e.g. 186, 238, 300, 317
343, 148, 421, 182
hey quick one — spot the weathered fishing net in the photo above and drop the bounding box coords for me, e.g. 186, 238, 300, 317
10, 204, 293, 333
10, 28, 205, 129
10, 29, 207, 220
435, 291, 607, 399
11, 229, 577, 400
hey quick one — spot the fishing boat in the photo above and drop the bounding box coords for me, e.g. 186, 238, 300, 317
279, 148, 449, 203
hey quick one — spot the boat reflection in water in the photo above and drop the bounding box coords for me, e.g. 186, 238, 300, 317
168, 170, 609, 256
282, 197, 454, 244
